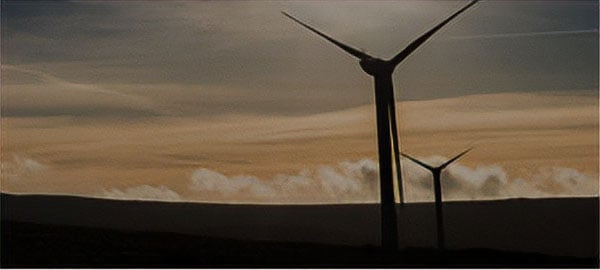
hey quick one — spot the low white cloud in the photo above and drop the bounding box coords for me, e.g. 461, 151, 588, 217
403, 156, 597, 202
531, 167, 598, 197
190, 159, 378, 203
190, 169, 276, 197
102, 185, 181, 202
401, 156, 513, 201
188, 157, 598, 203
82, 156, 596, 203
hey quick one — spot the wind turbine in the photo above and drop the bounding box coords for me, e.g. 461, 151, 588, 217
283, 1, 478, 251
401, 148, 472, 251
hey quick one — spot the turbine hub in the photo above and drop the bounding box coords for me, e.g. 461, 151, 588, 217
359, 58, 391, 76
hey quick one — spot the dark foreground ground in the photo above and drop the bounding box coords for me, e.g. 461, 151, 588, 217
2, 220, 596, 268
2, 193, 598, 267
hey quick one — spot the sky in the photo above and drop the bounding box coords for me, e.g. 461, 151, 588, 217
1, 0, 598, 203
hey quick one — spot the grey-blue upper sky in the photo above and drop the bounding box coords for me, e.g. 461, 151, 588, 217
2, 0, 598, 117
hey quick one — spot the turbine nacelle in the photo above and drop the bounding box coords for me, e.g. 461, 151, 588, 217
359, 57, 392, 76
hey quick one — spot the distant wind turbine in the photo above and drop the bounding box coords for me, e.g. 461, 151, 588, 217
283, 0, 478, 251
401, 148, 472, 251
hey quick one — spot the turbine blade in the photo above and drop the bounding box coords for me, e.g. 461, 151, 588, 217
282, 11, 371, 60
388, 0, 479, 67
401, 153, 434, 171
439, 148, 472, 169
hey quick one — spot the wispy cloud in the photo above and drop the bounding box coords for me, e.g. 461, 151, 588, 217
2, 155, 47, 183
2, 65, 170, 117
451, 29, 599, 40
3, 65, 144, 100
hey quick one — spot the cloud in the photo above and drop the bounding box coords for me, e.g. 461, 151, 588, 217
2, 155, 47, 183
531, 167, 598, 196
450, 29, 599, 40
2, 1, 597, 118
19, 157, 47, 172
2, 65, 166, 117
189, 159, 379, 203
187, 157, 597, 204
3, 65, 143, 99
7, 154, 594, 203
403, 156, 598, 202
190, 168, 275, 196
401, 156, 513, 201
102, 185, 181, 202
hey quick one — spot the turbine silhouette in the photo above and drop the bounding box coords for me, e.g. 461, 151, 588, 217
283, 1, 478, 251
401, 148, 472, 251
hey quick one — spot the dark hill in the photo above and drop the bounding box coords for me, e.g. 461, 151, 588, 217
2, 193, 598, 267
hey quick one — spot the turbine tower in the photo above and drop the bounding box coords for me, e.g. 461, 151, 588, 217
401, 148, 472, 251
283, 1, 478, 251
